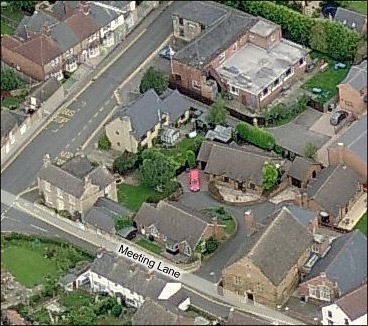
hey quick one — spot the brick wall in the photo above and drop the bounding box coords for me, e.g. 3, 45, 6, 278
338, 84, 367, 116
298, 276, 338, 303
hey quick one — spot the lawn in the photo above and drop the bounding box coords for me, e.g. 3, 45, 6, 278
96, 316, 131, 325
1, 22, 14, 35
343, 1, 367, 15
136, 238, 162, 254
117, 183, 165, 211
1, 96, 25, 109
221, 218, 236, 235
302, 55, 350, 103
1, 8, 25, 22
354, 212, 367, 236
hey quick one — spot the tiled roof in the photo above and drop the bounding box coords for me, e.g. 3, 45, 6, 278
339, 60, 367, 91
287, 156, 319, 181
335, 283, 367, 321
334, 7, 367, 34
64, 10, 100, 41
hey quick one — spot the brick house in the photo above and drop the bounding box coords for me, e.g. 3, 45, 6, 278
105, 89, 194, 153
299, 164, 365, 226
287, 156, 322, 188
337, 61, 367, 116
222, 207, 314, 307
298, 230, 367, 304
37, 154, 117, 217
328, 115, 367, 180
134, 201, 225, 257
197, 141, 285, 196
170, 1, 310, 111
1, 1, 136, 81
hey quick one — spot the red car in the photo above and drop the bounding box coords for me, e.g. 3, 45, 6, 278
189, 169, 200, 192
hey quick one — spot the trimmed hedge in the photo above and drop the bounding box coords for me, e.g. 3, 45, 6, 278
236, 122, 276, 150
220, 1, 361, 61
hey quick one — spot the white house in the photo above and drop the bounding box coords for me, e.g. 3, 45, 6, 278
322, 284, 367, 325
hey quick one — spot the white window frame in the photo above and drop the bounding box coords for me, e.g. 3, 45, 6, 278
309, 285, 317, 298
57, 188, 63, 199
319, 286, 331, 301
218, 52, 226, 64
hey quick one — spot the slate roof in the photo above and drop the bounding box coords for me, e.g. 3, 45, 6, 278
38, 156, 114, 198
339, 60, 367, 92
30, 77, 61, 102
287, 156, 319, 181
203, 142, 283, 185
162, 90, 194, 121
226, 311, 271, 325
15, 11, 59, 39
172, 1, 227, 27
303, 231, 367, 295
173, 10, 258, 68
247, 207, 313, 286
331, 115, 367, 165
335, 283, 367, 321
89, 4, 118, 28
283, 204, 317, 229
306, 164, 363, 217
334, 7, 367, 34
90, 251, 167, 298
1, 111, 27, 139
134, 201, 211, 249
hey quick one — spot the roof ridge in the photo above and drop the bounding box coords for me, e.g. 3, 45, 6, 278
327, 232, 357, 272
160, 201, 209, 226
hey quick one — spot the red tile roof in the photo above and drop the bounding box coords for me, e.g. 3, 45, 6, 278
65, 11, 100, 41
336, 283, 367, 321
1, 35, 22, 50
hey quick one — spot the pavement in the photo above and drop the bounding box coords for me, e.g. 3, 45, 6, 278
0, 1, 189, 205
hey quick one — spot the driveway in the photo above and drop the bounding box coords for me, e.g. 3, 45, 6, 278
293, 108, 322, 129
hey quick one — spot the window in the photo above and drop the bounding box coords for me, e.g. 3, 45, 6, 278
115, 131, 120, 135
263, 88, 269, 96
57, 188, 63, 198
328, 311, 332, 318
274, 78, 280, 87
234, 276, 241, 285
178, 17, 184, 25
320, 286, 331, 301
218, 52, 226, 64
285, 68, 292, 76
344, 100, 353, 107
299, 57, 305, 66
309, 286, 317, 297
230, 85, 239, 95
192, 80, 201, 90
223, 176, 230, 183
249, 183, 255, 190
255, 283, 264, 292
117, 142, 121, 147
179, 28, 184, 37
344, 318, 349, 325
57, 199, 64, 210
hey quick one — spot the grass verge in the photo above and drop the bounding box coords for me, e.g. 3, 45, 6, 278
136, 238, 162, 254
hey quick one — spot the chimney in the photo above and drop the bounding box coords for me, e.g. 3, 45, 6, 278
244, 210, 256, 237
43, 154, 51, 168
42, 23, 52, 37
79, 1, 90, 15
337, 142, 344, 164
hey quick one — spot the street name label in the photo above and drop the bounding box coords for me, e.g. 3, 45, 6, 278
117, 244, 181, 279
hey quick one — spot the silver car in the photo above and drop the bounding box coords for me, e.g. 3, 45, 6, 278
330, 110, 348, 126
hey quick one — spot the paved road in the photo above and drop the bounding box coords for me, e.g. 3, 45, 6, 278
0, 1, 189, 201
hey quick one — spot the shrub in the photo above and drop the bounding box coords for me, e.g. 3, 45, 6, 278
205, 237, 219, 254
261, 163, 279, 191
206, 96, 228, 125
113, 152, 138, 175
186, 150, 196, 168
112, 304, 123, 318
98, 134, 111, 150
236, 122, 276, 150
304, 142, 318, 160
30, 294, 41, 304
139, 67, 168, 95
114, 215, 133, 231
1, 69, 26, 91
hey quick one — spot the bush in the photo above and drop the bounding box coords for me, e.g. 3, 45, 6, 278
186, 150, 196, 168
95, 297, 116, 316
303, 142, 318, 160
261, 163, 279, 191
1, 69, 26, 91
114, 215, 133, 231
206, 96, 228, 125
112, 304, 123, 318
236, 122, 276, 150
30, 294, 41, 304
113, 152, 138, 175
98, 134, 111, 150
205, 237, 219, 255
139, 67, 168, 95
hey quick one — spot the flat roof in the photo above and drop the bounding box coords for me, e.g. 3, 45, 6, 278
216, 39, 309, 95
249, 19, 278, 37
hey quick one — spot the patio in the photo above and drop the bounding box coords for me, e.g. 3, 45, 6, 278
338, 193, 367, 231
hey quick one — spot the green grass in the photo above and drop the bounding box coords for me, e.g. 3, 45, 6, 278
117, 183, 164, 211
1, 96, 24, 109
221, 218, 236, 235
354, 212, 367, 236
1, 22, 14, 34
342, 1, 367, 15
302, 56, 350, 103
96, 316, 131, 325
1, 8, 25, 23
1, 246, 59, 288
136, 238, 162, 254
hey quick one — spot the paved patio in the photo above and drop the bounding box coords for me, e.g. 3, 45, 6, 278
338, 193, 367, 231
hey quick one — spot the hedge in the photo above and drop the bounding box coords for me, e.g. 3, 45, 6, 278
236, 122, 276, 150
220, 1, 361, 61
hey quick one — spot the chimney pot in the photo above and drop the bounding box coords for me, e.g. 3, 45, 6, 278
244, 210, 256, 237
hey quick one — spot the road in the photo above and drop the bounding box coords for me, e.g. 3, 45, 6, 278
0, 1, 189, 200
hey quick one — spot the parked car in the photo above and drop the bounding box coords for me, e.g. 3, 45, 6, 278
189, 169, 200, 192
159, 47, 175, 60
330, 110, 348, 126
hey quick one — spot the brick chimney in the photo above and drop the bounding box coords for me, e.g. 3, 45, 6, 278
337, 142, 344, 164
43, 153, 51, 168
244, 210, 256, 237
42, 23, 52, 37
79, 1, 90, 15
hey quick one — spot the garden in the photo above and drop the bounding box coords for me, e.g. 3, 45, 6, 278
354, 211, 367, 236
206, 206, 236, 236
136, 238, 162, 255
1, 69, 28, 110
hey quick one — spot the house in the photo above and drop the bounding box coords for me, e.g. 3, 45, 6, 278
287, 156, 322, 188
170, 1, 310, 110
337, 60, 367, 115
134, 201, 225, 256
131, 298, 195, 325
321, 284, 367, 326
37, 154, 117, 217
1, 1, 137, 81
1, 110, 27, 158
334, 7, 367, 35
222, 207, 314, 307
298, 230, 367, 304
197, 141, 284, 195
328, 115, 367, 180
83, 197, 131, 235
105, 89, 194, 153
300, 164, 365, 226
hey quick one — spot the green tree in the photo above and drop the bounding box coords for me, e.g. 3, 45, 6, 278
138, 149, 176, 190
98, 134, 111, 150
186, 150, 196, 168
95, 297, 116, 316
7, 1, 37, 12
112, 304, 123, 318
113, 152, 139, 175
304, 142, 318, 159
139, 67, 168, 95
205, 237, 219, 254
261, 163, 279, 191
1, 69, 26, 91
114, 215, 133, 231
206, 97, 228, 125
69, 306, 97, 325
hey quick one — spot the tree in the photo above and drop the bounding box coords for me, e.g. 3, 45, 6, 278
206, 97, 228, 125
7, 1, 37, 13
112, 304, 123, 318
69, 306, 97, 325
304, 142, 318, 159
186, 150, 196, 168
205, 237, 219, 254
1, 69, 26, 91
138, 149, 176, 189
139, 67, 168, 95
113, 152, 138, 175
114, 215, 132, 231
98, 134, 111, 150
261, 163, 279, 191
